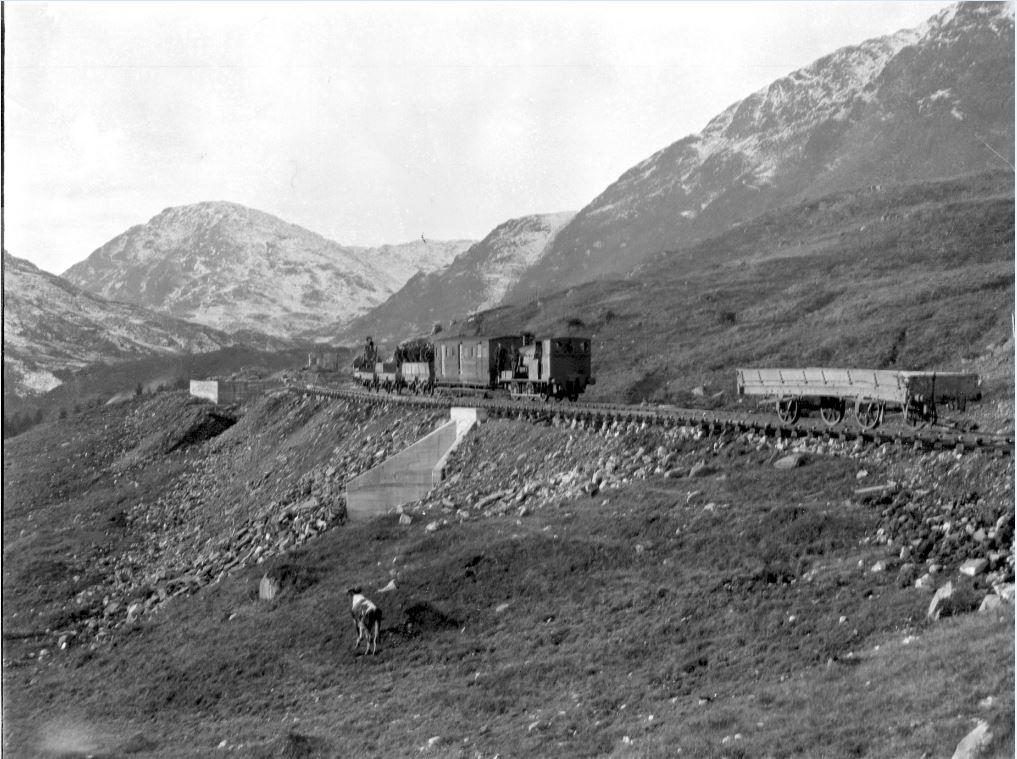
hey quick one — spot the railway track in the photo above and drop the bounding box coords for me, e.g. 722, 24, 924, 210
293, 382, 1015, 454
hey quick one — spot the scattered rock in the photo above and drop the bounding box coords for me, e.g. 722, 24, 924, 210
398, 514, 412, 526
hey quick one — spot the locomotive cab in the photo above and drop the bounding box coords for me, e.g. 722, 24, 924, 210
509, 335, 594, 401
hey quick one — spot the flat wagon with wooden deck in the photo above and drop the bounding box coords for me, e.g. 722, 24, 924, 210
735, 368, 981, 429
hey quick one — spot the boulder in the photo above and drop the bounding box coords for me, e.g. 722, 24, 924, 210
895, 563, 918, 587
259, 574, 281, 601
978, 594, 1002, 614
774, 453, 805, 470
398, 513, 412, 526
959, 558, 988, 577
689, 462, 716, 478
927, 581, 955, 620
992, 583, 1015, 602
950, 719, 992, 759
928, 580, 981, 620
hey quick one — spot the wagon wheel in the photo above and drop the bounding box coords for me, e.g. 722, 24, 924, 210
819, 399, 845, 427
775, 397, 800, 426
854, 399, 883, 430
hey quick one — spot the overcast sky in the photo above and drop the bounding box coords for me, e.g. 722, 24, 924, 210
5, 1, 953, 275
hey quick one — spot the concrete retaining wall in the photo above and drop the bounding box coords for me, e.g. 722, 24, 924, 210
346, 407, 485, 519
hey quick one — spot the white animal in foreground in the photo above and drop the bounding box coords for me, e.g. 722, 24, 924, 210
346, 587, 382, 655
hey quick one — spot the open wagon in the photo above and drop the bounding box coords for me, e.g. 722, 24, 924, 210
735, 368, 981, 430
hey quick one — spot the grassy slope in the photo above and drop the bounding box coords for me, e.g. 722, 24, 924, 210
2, 395, 1012, 758
3, 345, 343, 427
462, 172, 1014, 411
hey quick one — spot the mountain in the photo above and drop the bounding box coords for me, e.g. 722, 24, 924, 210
340, 212, 574, 346
3, 251, 244, 397
455, 171, 1013, 406
62, 202, 473, 338
506, 1, 1015, 303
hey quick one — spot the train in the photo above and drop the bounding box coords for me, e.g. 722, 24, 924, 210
352, 333, 595, 401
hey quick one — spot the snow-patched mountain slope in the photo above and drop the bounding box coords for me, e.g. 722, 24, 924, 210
3, 251, 241, 396
340, 212, 574, 346
62, 202, 472, 338
506, 1, 1014, 303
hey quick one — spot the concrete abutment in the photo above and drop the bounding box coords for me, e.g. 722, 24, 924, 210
345, 407, 486, 519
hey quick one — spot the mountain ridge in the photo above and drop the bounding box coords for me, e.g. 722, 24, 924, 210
339, 211, 574, 346
3, 250, 252, 397
505, 1, 1014, 303
62, 201, 473, 338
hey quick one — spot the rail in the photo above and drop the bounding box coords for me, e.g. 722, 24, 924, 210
291, 382, 1014, 454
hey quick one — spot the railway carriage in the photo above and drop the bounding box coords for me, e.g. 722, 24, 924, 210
433, 335, 524, 390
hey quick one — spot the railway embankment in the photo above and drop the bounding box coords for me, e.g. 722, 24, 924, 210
407, 414, 1014, 591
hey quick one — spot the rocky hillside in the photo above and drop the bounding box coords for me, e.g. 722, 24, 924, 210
2, 251, 243, 398
507, 2, 1015, 302
62, 202, 472, 338
3, 390, 1012, 757
340, 212, 574, 346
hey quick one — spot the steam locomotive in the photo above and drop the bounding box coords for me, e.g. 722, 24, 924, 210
353, 333, 594, 401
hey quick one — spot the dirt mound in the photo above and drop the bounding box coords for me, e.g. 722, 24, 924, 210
111, 393, 233, 468
400, 600, 460, 634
